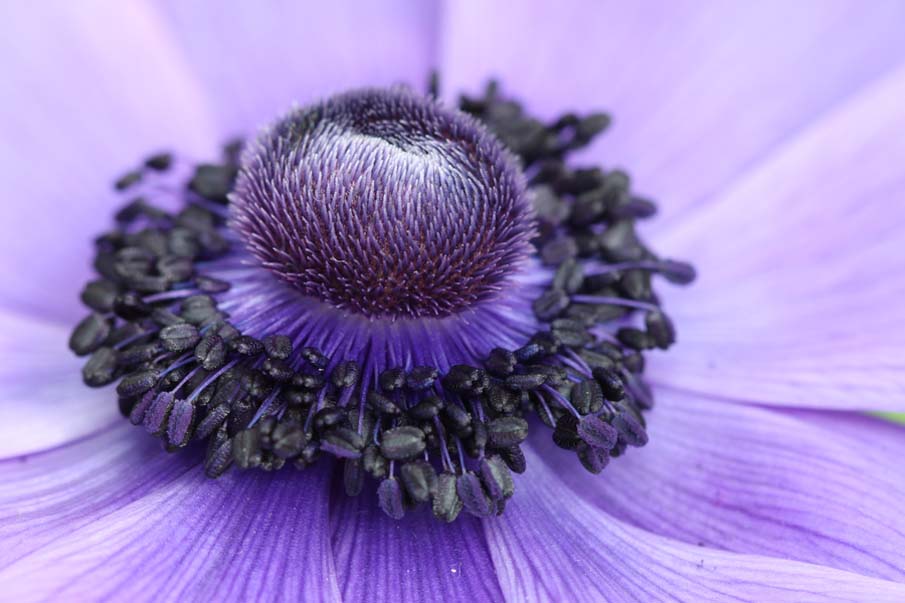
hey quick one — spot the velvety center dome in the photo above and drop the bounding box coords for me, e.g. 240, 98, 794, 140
230, 87, 535, 320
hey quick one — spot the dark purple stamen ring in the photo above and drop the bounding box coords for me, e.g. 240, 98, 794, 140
231, 87, 535, 320
69, 78, 695, 522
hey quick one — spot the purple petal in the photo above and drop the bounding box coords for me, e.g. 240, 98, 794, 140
0, 2, 219, 323
331, 486, 503, 601
0, 425, 341, 601
532, 387, 905, 582
441, 0, 905, 226
484, 445, 905, 602
0, 310, 119, 457
651, 64, 905, 410
154, 0, 440, 135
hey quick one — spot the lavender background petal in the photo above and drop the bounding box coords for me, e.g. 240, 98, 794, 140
0, 311, 119, 457
440, 0, 905, 228
654, 64, 905, 411
153, 0, 440, 136
533, 388, 905, 581
441, 0, 905, 412
331, 489, 504, 602
0, 2, 219, 323
486, 445, 905, 602
0, 425, 342, 601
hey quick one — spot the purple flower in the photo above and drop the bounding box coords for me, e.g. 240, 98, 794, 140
2, 1, 905, 601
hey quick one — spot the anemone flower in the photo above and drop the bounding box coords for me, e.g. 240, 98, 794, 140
2, 2, 905, 602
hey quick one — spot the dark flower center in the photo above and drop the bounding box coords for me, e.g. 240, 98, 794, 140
231, 88, 535, 319
68, 76, 695, 523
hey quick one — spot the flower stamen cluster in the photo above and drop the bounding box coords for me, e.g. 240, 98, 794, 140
69, 80, 694, 521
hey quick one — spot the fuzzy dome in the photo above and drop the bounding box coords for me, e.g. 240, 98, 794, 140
230, 87, 535, 320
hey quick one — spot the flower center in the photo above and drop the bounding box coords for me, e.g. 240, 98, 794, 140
67, 77, 696, 523
231, 88, 534, 319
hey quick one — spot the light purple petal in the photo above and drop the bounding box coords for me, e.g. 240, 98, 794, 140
0, 425, 341, 601
0, 1, 220, 323
484, 445, 905, 602
531, 387, 905, 582
441, 0, 905, 226
154, 0, 440, 135
651, 63, 905, 410
441, 0, 905, 412
331, 487, 503, 601
0, 310, 118, 458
